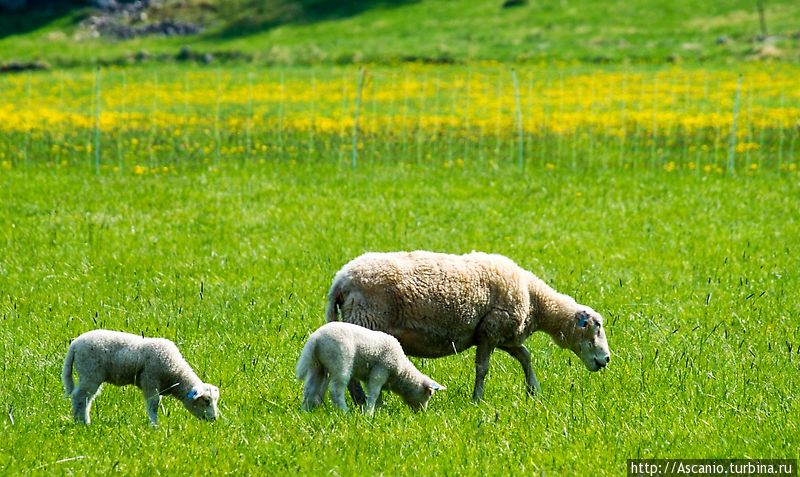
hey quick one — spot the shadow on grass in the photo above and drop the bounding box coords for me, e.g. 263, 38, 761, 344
0, 0, 87, 40
210, 0, 419, 39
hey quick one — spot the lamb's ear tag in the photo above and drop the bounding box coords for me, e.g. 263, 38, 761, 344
429, 381, 446, 392
187, 389, 199, 400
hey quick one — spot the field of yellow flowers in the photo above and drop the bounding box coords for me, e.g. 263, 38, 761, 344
1, 63, 798, 173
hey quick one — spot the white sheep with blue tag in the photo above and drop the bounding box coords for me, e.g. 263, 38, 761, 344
295, 321, 445, 413
62, 329, 220, 425
326, 251, 611, 402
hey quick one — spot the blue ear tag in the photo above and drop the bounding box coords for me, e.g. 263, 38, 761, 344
187, 389, 198, 399
578, 315, 588, 328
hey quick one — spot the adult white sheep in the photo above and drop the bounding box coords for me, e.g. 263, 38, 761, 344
326, 251, 611, 402
62, 329, 220, 425
296, 321, 445, 413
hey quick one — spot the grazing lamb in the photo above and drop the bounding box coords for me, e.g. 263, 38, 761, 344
295, 321, 445, 413
326, 251, 611, 402
62, 329, 220, 425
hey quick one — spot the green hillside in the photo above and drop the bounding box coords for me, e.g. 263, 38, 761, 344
1, 0, 799, 67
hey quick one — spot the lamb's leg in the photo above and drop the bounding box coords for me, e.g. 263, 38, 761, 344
301, 366, 326, 412
329, 376, 349, 412
499, 345, 541, 395
347, 379, 366, 407
142, 384, 162, 426
472, 342, 495, 402
364, 367, 388, 415
71, 380, 102, 424
316, 373, 330, 407
145, 395, 161, 426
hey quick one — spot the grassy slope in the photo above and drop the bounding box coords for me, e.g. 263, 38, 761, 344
0, 164, 798, 474
1, 0, 799, 65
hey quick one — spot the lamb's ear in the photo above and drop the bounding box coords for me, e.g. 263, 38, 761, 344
427, 381, 446, 393
187, 388, 205, 401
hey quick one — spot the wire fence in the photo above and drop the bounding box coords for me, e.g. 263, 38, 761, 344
0, 63, 798, 174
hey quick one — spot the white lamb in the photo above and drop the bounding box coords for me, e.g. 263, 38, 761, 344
62, 329, 220, 425
326, 251, 611, 402
295, 321, 445, 413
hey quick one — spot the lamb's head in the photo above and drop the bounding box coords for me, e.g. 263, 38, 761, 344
183, 384, 220, 421
397, 377, 446, 412
555, 307, 611, 372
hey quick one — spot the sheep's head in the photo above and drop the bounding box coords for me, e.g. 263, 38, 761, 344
183, 384, 220, 421
399, 378, 446, 412
557, 308, 611, 372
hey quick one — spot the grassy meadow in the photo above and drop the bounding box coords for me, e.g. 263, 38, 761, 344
1, 0, 800, 474
1, 160, 799, 474
2, 0, 800, 65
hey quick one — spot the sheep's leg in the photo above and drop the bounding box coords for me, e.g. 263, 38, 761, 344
472, 342, 495, 402
71, 380, 102, 424
347, 379, 366, 407
364, 367, 388, 415
499, 345, 541, 395
329, 376, 350, 412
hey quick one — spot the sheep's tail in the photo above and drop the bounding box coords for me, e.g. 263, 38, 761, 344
62, 343, 75, 397
325, 275, 344, 323
295, 338, 316, 381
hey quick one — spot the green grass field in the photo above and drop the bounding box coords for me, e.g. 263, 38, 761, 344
2, 0, 800, 66
1, 162, 799, 474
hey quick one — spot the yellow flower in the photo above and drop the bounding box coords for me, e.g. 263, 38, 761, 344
1, 64, 797, 170
133, 165, 147, 175
735, 142, 760, 153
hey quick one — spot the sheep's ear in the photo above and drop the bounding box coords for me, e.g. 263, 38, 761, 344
576, 311, 590, 328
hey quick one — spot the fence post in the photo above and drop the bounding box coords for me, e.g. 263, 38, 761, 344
512, 68, 524, 170
94, 67, 102, 175
727, 74, 743, 174
351, 67, 365, 169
